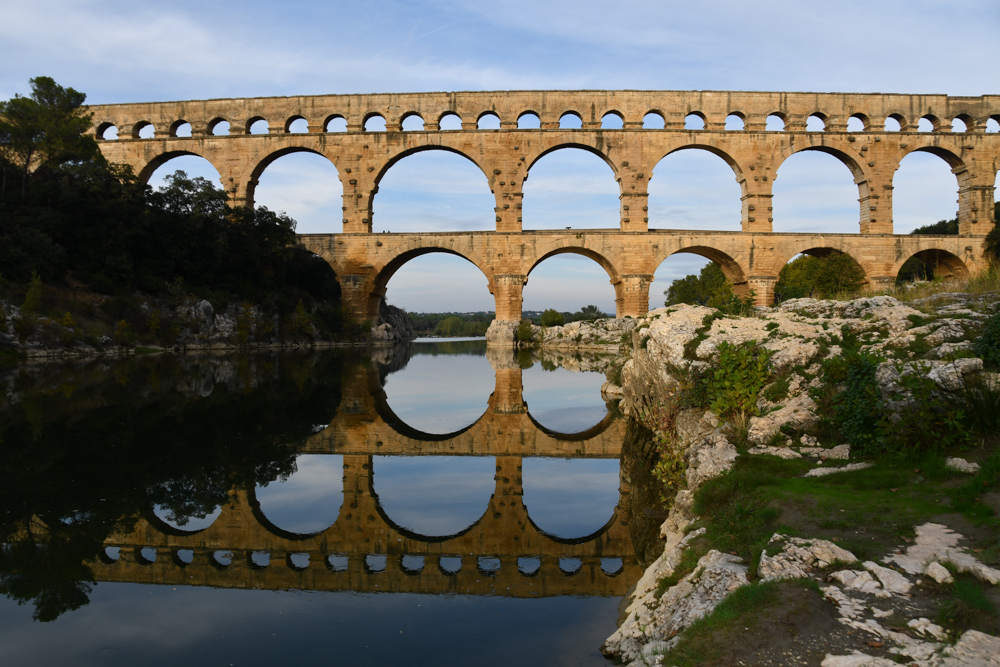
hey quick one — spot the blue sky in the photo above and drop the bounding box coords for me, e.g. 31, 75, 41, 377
3, 0, 998, 313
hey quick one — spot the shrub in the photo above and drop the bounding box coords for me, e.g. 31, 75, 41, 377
823, 350, 883, 456
515, 319, 535, 344
540, 308, 564, 327
20, 271, 43, 315
974, 311, 1000, 370
706, 341, 773, 418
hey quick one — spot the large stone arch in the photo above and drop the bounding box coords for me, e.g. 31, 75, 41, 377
652, 143, 747, 189
524, 142, 619, 179
892, 247, 971, 282
525, 245, 625, 315
135, 149, 224, 185
369, 245, 492, 320
773, 143, 872, 232
768, 245, 874, 286
245, 145, 342, 209
653, 245, 750, 297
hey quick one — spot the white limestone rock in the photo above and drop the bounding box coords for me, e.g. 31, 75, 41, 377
829, 570, 889, 597
758, 534, 858, 581
685, 433, 738, 490
924, 561, 954, 584
822, 652, 899, 667
747, 445, 802, 459
946, 457, 981, 474
939, 629, 1000, 666
863, 561, 912, 595
907, 617, 948, 641
886, 523, 1000, 585
747, 391, 819, 444
804, 463, 873, 478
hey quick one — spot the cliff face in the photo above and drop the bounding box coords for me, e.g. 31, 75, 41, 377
371, 301, 415, 344
601, 292, 1000, 666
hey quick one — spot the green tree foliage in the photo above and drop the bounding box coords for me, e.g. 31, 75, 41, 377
706, 341, 772, 417
773, 251, 866, 302
897, 217, 959, 282
407, 312, 493, 337
986, 202, 1000, 263
516, 319, 535, 344
0, 77, 99, 197
665, 262, 729, 307
540, 308, 565, 326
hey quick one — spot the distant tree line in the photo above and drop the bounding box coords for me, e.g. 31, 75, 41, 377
407, 312, 494, 337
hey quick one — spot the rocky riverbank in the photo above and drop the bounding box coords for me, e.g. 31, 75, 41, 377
547, 291, 1000, 666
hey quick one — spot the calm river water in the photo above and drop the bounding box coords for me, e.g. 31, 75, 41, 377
0, 340, 660, 666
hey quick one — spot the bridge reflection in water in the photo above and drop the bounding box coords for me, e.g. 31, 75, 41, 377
93, 346, 644, 599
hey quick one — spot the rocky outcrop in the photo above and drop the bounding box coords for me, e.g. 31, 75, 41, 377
536, 317, 638, 350
371, 301, 415, 344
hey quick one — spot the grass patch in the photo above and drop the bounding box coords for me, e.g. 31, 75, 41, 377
937, 573, 1000, 636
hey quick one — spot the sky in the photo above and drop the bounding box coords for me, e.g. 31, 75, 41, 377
3, 0, 998, 314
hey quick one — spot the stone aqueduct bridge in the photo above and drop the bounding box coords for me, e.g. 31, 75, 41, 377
88, 90, 1000, 328
90, 357, 638, 597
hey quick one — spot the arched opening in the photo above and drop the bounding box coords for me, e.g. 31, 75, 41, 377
684, 113, 705, 130
135, 121, 155, 139
601, 112, 623, 129
517, 112, 541, 129
522, 147, 619, 230
209, 118, 230, 136
146, 154, 224, 194
847, 115, 867, 132
654, 248, 748, 309
286, 117, 308, 133
951, 117, 968, 133
439, 112, 463, 130
807, 114, 826, 132
171, 121, 192, 138
522, 360, 608, 433
364, 114, 386, 132
884, 115, 903, 132
774, 249, 868, 302
986, 118, 1000, 133
248, 118, 269, 135
725, 114, 745, 131
524, 251, 617, 317
372, 456, 495, 537
377, 312, 494, 428
896, 248, 970, 284
325, 116, 347, 132
379, 251, 493, 319
892, 150, 960, 233
401, 114, 424, 131
152, 503, 222, 533
918, 116, 937, 133
98, 123, 118, 140
477, 112, 500, 130
766, 114, 785, 131
252, 149, 343, 234
373, 149, 494, 233
643, 112, 665, 129
522, 458, 619, 540
253, 454, 344, 536
648, 147, 742, 231
772, 149, 861, 233
559, 112, 582, 129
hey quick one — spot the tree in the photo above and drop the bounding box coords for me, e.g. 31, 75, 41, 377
540, 308, 565, 326
664, 262, 730, 307
578, 305, 604, 321
0, 76, 98, 197
774, 251, 866, 301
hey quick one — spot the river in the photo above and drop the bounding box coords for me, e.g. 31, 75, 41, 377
0, 341, 661, 666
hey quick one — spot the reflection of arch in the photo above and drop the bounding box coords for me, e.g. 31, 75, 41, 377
524, 509, 620, 546
246, 146, 340, 206
247, 456, 345, 541
373, 384, 483, 442
369, 457, 494, 543
656, 246, 747, 286
143, 507, 220, 537
136, 150, 222, 184
893, 248, 970, 281
525, 409, 615, 442
522, 458, 621, 543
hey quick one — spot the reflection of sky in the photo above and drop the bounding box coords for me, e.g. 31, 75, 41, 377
373, 457, 495, 536
382, 352, 494, 434
152, 504, 221, 532
0, 585, 618, 667
521, 365, 606, 433
254, 455, 344, 535
522, 459, 620, 539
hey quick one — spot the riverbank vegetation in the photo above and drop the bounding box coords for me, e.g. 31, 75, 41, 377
0, 77, 360, 354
